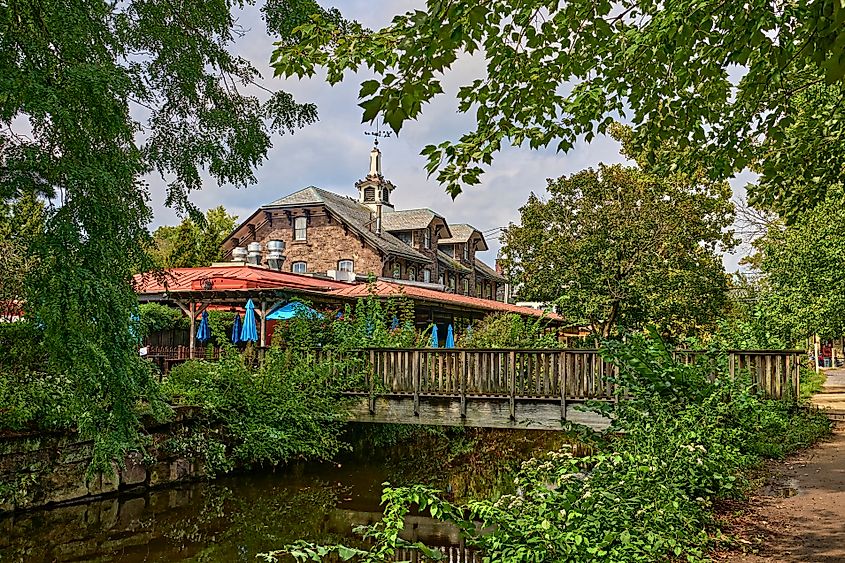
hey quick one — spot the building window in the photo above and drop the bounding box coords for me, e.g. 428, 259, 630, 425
398, 232, 412, 245
449, 277, 456, 291
442, 245, 453, 257
476, 282, 481, 296
463, 279, 469, 295
382, 188, 390, 203
423, 269, 431, 283
408, 267, 416, 281
463, 244, 469, 261
392, 263, 401, 279
364, 186, 375, 202
338, 259, 354, 272
294, 217, 307, 241
438, 274, 444, 285
424, 229, 431, 249
292, 261, 307, 274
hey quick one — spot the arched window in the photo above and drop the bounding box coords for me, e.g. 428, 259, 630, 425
423, 269, 431, 283
294, 217, 307, 241
338, 259, 354, 272
292, 261, 307, 274
392, 263, 401, 279
475, 282, 481, 296
408, 267, 416, 281
364, 186, 375, 202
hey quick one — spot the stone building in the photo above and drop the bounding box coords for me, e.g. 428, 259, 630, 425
221, 144, 507, 300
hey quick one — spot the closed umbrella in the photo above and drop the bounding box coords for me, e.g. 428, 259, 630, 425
196, 310, 211, 343
429, 324, 439, 348
231, 313, 242, 344
445, 324, 455, 348
240, 299, 259, 342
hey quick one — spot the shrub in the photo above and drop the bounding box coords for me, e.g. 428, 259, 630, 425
460, 312, 559, 349
162, 347, 355, 474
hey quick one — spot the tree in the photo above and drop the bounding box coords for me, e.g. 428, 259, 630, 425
0, 1, 323, 468
0, 192, 45, 322
272, 0, 845, 216
499, 162, 735, 339
149, 206, 238, 269
756, 188, 845, 343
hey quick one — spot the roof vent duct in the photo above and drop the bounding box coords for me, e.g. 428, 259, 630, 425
266, 240, 285, 270
246, 242, 262, 266
231, 247, 248, 262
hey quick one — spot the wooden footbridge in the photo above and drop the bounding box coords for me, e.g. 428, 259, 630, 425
146, 345, 805, 431
341, 349, 803, 431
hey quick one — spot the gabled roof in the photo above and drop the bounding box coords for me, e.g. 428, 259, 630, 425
437, 250, 472, 273
133, 265, 350, 294
260, 187, 429, 263
328, 280, 562, 320
381, 209, 450, 235
474, 258, 506, 281
438, 223, 489, 251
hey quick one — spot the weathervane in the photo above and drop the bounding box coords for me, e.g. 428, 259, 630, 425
364, 125, 391, 147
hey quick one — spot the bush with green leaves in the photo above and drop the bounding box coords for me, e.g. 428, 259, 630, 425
162, 346, 357, 474
266, 332, 829, 562
460, 312, 559, 349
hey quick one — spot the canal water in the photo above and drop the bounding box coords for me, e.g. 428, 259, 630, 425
0, 428, 565, 562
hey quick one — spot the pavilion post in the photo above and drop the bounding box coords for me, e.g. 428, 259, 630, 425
189, 300, 196, 359
260, 300, 267, 348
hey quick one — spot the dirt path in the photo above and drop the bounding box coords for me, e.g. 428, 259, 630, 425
715, 370, 845, 562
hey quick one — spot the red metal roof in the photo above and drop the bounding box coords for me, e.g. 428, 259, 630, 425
133, 265, 351, 294
328, 280, 562, 320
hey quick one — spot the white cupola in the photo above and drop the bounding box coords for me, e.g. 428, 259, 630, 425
355, 141, 395, 211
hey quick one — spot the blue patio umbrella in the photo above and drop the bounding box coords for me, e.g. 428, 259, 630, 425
231, 313, 242, 344
240, 299, 259, 342
445, 324, 455, 348
429, 324, 439, 348
266, 301, 322, 320
196, 310, 211, 343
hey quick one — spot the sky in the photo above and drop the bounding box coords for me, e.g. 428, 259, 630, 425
146, 1, 750, 271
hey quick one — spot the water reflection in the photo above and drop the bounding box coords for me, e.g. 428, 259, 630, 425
1, 428, 572, 562
0, 458, 474, 562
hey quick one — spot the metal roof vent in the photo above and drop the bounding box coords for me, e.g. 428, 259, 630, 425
232, 247, 248, 262
266, 240, 285, 270
246, 242, 262, 266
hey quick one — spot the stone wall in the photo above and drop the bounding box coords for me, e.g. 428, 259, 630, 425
258, 206, 385, 276
0, 407, 205, 515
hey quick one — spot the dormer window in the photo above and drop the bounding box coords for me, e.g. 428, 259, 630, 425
463, 244, 469, 261
424, 229, 431, 249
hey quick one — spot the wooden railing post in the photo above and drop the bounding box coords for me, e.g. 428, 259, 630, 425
460, 350, 468, 417
368, 349, 376, 414
559, 351, 567, 422
508, 350, 516, 420
412, 350, 420, 416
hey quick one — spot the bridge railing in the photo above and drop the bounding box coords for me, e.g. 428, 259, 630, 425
354, 348, 804, 401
